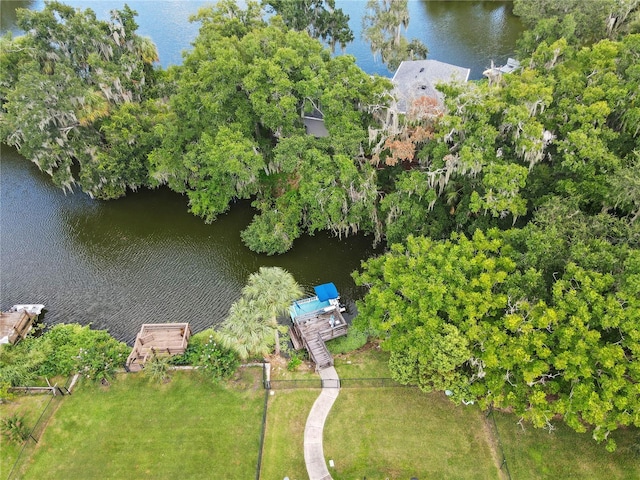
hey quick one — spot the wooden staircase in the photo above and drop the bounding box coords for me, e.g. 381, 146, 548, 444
305, 333, 333, 370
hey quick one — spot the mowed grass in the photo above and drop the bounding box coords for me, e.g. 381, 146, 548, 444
0, 393, 53, 476
333, 345, 392, 379
263, 347, 500, 480
324, 388, 500, 479
260, 389, 319, 480
493, 411, 640, 480
330, 347, 499, 479
17, 370, 264, 480
5, 347, 638, 479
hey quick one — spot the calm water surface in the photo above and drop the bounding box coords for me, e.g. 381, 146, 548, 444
0, 1, 522, 343
2, 0, 522, 77
1, 146, 378, 343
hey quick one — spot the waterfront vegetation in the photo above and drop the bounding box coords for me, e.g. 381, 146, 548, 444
4, 348, 638, 479
1, 0, 639, 464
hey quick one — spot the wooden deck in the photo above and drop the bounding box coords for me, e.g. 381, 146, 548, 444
125, 323, 191, 372
0, 310, 36, 345
290, 306, 347, 370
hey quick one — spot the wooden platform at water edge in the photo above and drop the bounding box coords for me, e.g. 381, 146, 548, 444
290, 299, 347, 370
0, 305, 44, 345
125, 323, 191, 372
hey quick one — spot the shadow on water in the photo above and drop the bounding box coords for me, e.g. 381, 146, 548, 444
1, 145, 380, 344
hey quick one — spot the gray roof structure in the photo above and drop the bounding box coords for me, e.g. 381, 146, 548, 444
391, 59, 471, 114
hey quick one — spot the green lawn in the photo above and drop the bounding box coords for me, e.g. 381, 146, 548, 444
0, 393, 54, 477
324, 388, 500, 479
260, 389, 318, 480
14, 370, 264, 480
333, 346, 392, 379
493, 411, 640, 480
263, 347, 501, 479
4, 348, 639, 480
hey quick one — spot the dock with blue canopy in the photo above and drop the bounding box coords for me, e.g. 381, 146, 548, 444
289, 283, 347, 370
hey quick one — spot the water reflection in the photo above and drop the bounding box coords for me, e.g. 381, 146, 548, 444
1, 145, 378, 343
415, 0, 523, 78
0, 1, 34, 35
2, 1, 523, 76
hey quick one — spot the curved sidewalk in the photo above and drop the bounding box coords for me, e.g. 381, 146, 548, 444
304, 366, 340, 480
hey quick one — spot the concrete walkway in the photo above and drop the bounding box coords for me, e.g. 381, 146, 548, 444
304, 366, 340, 480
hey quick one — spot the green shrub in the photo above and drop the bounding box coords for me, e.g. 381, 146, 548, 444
144, 354, 172, 383
171, 330, 239, 381
39, 325, 129, 379
198, 335, 239, 381
0, 338, 48, 386
326, 329, 368, 355
1, 413, 30, 444
170, 329, 213, 366
0, 363, 38, 387
287, 354, 302, 371
0, 381, 15, 402
0, 324, 129, 385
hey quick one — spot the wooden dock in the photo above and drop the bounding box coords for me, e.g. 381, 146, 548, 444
125, 323, 191, 372
290, 305, 347, 370
0, 305, 43, 345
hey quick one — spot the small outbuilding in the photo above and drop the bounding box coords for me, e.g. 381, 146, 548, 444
126, 323, 191, 372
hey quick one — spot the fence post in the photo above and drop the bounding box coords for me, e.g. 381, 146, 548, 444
262, 362, 271, 390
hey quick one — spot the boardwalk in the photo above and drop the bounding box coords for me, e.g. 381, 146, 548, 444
290, 307, 347, 369
289, 284, 348, 370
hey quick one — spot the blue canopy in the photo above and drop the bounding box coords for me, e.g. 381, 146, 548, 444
314, 283, 339, 302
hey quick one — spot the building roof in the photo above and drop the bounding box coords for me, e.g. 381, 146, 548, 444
392, 59, 471, 114
303, 116, 329, 137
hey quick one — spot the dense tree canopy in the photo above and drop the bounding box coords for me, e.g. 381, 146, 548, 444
149, 0, 391, 253
354, 227, 640, 450
514, 0, 640, 54
2, 0, 640, 450
262, 0, 354, 51
0, 1, 162, 198
353, 14, 640, 451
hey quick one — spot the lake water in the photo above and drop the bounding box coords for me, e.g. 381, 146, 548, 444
0, 1, 522, 343
2, 0, 522, 78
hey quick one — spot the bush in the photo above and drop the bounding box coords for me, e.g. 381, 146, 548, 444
40, 325, 129, 380
326, 329, 368, 355
0, 381, 15, 403
0, 338, 48, 386
287, 354, 302, 371
145, 354, 172, 383
0, 324, 129, 385
170, 329, 213, 366
171, 330, 239, 382
1, 413, 30, 444
198, 335, 239, 381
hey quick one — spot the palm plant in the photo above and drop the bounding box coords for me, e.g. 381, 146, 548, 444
241, 267, 303, 356
218, 298, 274, 360
218, 267, 303, 359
